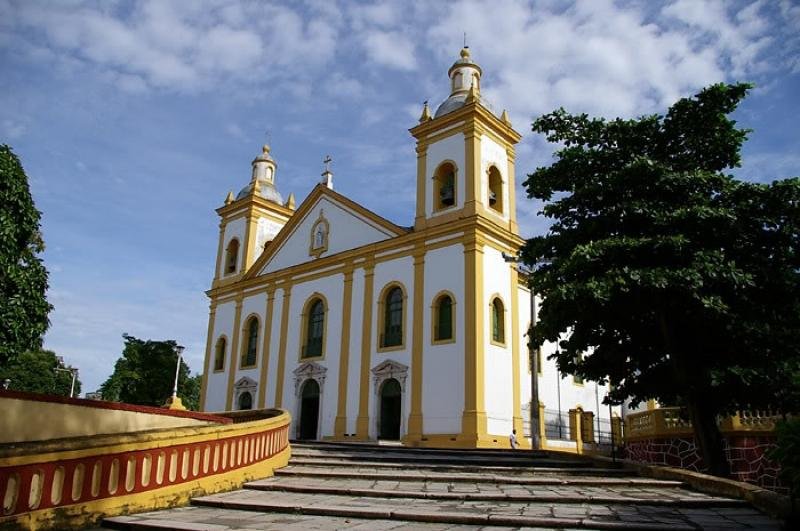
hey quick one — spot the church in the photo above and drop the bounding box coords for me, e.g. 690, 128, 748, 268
199, 48, 616, 448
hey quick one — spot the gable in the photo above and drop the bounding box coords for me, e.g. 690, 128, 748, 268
255, 186, 407, 276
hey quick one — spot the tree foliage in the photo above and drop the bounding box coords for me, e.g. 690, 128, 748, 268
100, 334, 200, 409
522, 83, 800, 476
0, 349, 81, 397
0, 145, 52, 367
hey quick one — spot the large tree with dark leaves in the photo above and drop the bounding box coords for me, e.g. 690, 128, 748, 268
0, 145, 52, 367
522, 83, 800, 476
0, 349, 82, 397
100, 334, 199, 409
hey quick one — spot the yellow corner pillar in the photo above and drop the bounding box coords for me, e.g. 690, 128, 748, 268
461, 236, 487, 444
243, 212, 260, 270
257, 288, 276, 408
509, 265, 529, 448
406, 246, 426, 444
224, 298, 244, 411
198, 302, 217, 412
414, 141, 428, 230
462, 125, 483, 217
334, 266, 355, 438
505, 147, 519, 234
355, 264, 375, 439
273, 285, 292, 408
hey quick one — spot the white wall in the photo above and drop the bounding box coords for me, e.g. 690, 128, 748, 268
422, 244, 464, 434
425, 132, 465, 217
218, 217, 246, 276
204, 300, 236, 412
263, 196, 396, 274
482, 246, 514, 436
480, 134, 510, 222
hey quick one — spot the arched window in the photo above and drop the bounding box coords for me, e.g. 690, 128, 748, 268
487, 166, 503, 213
382, 287, 403, 347
491, 298, 505, 344
453, 72, 463, 92
238, 391, 252, 410
303, 298, 325, 358
433, 294, 454, 342
225, 239, 239, 274
241, 316, 259, 367
214, 337, 226, 371
433, 162, 456, 210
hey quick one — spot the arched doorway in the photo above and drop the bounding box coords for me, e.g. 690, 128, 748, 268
379, 378, 401, 440
238, 391, 253, 410
298, 379, 320, 440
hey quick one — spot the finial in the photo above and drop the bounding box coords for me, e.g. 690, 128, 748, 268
466, 80, 478, 103
321, 155, 334, 190
285, 193, 296, 210
461, 47, 470, 59
225, 191, 234, 205
501, 109, 511, 126
262, 144, 271, 155
419, 100, 432, 123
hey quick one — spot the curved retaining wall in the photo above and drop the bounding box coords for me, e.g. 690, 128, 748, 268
0, 405, 291, 530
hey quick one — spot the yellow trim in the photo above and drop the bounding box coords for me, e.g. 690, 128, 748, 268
243, 213, 259, 271
214, 222, 226, 280
297, 292, 329, 361
407, 246, 425, 443
239, 313, 261, 370
376, 281, 408, 352
224, 298, 244, 411
257, 289, 276, 408
213, 335, 229, 373
506, 147, 518, 232
431, 160, 459, 213
355, 264, 375, 439
509, 267, 528, 448
414, 143, 427, 230
244, 185, 408, 280
308, 210, 330, 258
273, 286, 292, 408
334, 266, 355, 437
430, 290, 457, 345
199, 304, 217, 411
461, 236, 487, 442
488, 294, 507, 347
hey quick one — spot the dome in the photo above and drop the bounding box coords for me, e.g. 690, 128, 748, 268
236, 180, 284, 204
434, 92, 495, 118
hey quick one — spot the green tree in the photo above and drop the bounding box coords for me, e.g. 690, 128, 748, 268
0, 349, 81, 397
0, 145, 52, 367
100, 334, 199, 409
522, 83, 800, 476
181, 373, 202, 411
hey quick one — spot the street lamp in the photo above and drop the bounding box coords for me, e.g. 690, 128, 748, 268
165, 344, 187, 410
502, 252, 540, 451
2, 378, 10, 390
54, 366, 78, 398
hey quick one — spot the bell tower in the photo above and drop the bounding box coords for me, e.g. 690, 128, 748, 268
410, 48, 521, 234
212, 145, 295, 288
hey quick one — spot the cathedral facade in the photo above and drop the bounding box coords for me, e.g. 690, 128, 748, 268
199, 49, 615, 448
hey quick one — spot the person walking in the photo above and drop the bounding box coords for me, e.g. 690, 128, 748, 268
509, 429, 519, 450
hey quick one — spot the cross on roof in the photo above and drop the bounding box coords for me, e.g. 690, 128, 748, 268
323, 155, 332, 173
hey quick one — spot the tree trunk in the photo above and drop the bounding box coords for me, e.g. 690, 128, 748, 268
686, 395, 730, 477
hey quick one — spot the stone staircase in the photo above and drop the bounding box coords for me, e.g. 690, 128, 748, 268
102, 441, 781, 530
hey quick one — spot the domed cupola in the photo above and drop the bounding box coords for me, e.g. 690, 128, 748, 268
435, 47, 486, 118
236, 145, 284, 204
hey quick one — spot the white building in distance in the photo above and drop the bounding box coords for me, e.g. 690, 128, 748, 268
200, 48, 617, 448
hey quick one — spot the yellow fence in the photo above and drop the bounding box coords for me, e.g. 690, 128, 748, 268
625, 407, 780, 441
0, 408, 291, 531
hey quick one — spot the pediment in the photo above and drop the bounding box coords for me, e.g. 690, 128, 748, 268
245, 185, 409, 278
293, 361, 328, 378
371, 359, 408, 378
234, 376, 257, 390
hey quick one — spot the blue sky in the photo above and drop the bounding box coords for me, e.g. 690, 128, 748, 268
1, 0, 798, 396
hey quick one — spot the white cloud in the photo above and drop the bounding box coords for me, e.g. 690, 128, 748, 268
363, 30, 417, 71
2, 119, 26, 139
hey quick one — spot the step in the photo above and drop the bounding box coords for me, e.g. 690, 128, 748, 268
288, 456, 632, 475
246, 477, 741, 507
189, 489, 778, 530
292, 440, 555, 459
275, 465, 683, 487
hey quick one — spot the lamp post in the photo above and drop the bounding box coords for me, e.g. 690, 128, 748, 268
54, 366, 78, 398
2, 378, 10, 390
165, 345, 187, 410
502, 252, 540, 451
